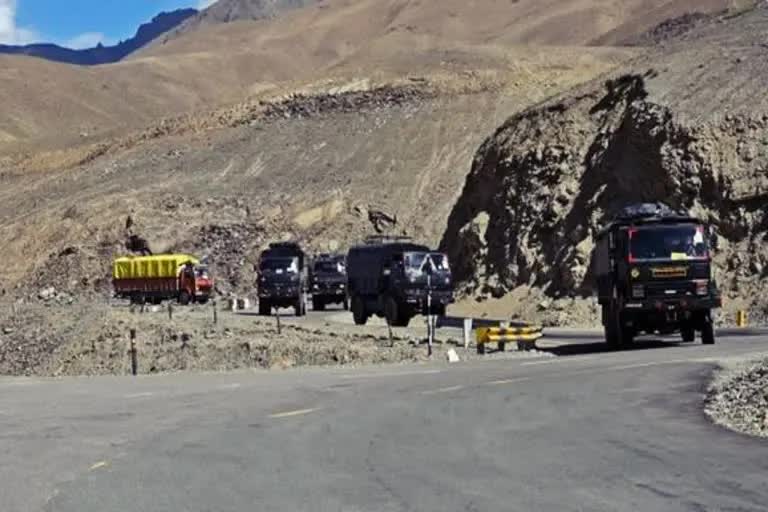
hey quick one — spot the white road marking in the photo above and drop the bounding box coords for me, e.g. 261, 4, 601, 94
339, 370, 442, 380
269, 408, 319, 419
420, 385, 465, 395
89, 461, 109, 471
603, 359, 692, 372
521, 356, 596, 366
217, 383, 241, 390
484, 377, 529, 386
124, 392, 154, 399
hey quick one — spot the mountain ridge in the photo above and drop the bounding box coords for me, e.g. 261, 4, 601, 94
0, 8, 196, 66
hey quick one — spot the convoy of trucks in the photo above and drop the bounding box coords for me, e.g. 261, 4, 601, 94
110, 202, 725, 350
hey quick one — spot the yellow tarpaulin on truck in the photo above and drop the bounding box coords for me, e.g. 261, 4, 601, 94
113, 254, 199, 280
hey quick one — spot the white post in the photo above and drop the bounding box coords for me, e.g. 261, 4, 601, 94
463, 318, 473, 349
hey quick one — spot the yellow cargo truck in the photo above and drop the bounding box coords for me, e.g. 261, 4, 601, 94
112, 254, 213, 305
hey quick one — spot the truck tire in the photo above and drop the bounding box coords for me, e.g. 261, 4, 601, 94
258, 300, 271, 316
605, 302, 632, 349
312, 297, 325, 312
131, 293, 146, 306
385, 297, 401, 326
178, 291, 191, 306
702, 315, 715, 345
681, 325, 695, 343
197, 297, 209, 305
352, 296, 367, 326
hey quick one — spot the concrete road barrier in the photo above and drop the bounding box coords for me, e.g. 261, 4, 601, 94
476, 325, 543, 354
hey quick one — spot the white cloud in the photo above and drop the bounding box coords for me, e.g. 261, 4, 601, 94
0, 0, 41, 45
198, 0, 217, 9
65, 31, 113, 49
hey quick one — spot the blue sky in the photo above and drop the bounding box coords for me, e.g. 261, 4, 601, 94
0, 0, 216, 49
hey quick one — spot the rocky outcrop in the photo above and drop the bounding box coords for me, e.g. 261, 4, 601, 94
440, 72, 768, 316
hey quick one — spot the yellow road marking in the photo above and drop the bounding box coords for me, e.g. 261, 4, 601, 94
89, 461, 108, 471
269, 408, 319, 419
421, 385, 464, 395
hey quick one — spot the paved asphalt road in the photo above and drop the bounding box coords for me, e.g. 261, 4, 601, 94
2, 333, 768, 512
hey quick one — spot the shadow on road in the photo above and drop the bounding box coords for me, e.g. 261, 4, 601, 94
545, 338, 684, 357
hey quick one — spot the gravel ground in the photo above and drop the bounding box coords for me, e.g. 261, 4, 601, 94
705, 357, 768, 438
0, 300, 551, 377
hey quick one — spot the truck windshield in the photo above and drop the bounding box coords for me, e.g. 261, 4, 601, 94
629, 225, 709, 262
404, 252, 450, 273
260, 258, 298, 273
314, 261, 344, 274
195, 267, 210, 279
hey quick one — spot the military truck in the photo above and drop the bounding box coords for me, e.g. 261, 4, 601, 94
256, 242, 307, 316
346, 236, 454, 327
309, 253, 348, 311
593, 203, 722, 348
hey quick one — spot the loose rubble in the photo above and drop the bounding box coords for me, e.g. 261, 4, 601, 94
705, 358, 768, 438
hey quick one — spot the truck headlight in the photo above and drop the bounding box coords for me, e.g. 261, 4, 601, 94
631, 285, 645, 299
694, 280, 709, 296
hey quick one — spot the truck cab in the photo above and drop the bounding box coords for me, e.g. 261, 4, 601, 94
309, 253, 348, 311
594, 203, 721, 348
347, 236, 454, 327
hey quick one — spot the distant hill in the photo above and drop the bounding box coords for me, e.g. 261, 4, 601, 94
159, 0, 319, 42
0, 8, 196, 66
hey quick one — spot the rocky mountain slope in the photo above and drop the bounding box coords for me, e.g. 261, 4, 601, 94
0, 9, 196, 65
440, 4, 768, 323
165, 0, 319, 39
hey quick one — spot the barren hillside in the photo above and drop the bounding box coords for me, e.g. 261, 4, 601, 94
1, 0, 735, 151
441, 4, 768, 324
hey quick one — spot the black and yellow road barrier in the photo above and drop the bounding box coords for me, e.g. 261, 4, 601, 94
475, 325, 543, 354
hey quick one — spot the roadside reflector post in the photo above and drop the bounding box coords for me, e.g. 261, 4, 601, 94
168, 303, 173, 321
213, 300, 218, 325
275, 308, 282, 335
129, 328, 138, 376
736, 310, 747, 327
463, 318, 473, 349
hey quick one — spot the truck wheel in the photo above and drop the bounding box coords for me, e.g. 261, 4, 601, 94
312, 297, 325, 312
681, 325, 695, 343
352, 296, 367, 326
131, 293, 146, 306
605, 303, 631, 349
385, 297, 401, 326
178, 291, 190, 306
702, 316, 715, 345
258, 300, 271, 316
